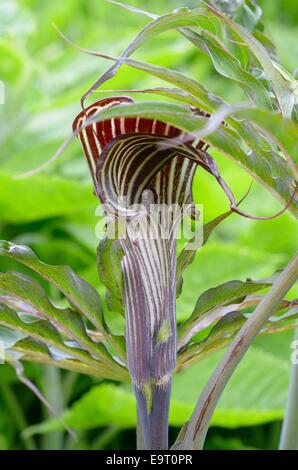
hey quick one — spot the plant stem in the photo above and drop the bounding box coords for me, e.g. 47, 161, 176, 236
279, 328, 298, 449
41, 366, 64, 450
176, 250, 298, 450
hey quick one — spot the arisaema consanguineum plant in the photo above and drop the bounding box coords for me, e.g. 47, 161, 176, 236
0, 0, 298, 450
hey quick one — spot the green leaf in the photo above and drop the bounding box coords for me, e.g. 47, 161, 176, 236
22, 383, 136, 436
83, 50, 297, 216
0, 325, 26, 348
205, 3, 294, 116
235, 107, 298, 180
80, 6, 213, 100
0, 303, 99, 366
193, 279, 270, 317
0, 241, 103, 330
79, 50, 298, 207
180, 27, 272, 109
263, 307, 298, 335
10, 337, 120, 380
172, 343, 289, 428
74, 101, 298, 218
0, 39, 25, 84
176, 241, 284, 323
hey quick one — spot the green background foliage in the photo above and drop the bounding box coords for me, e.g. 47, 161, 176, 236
0, 0, 297, 449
